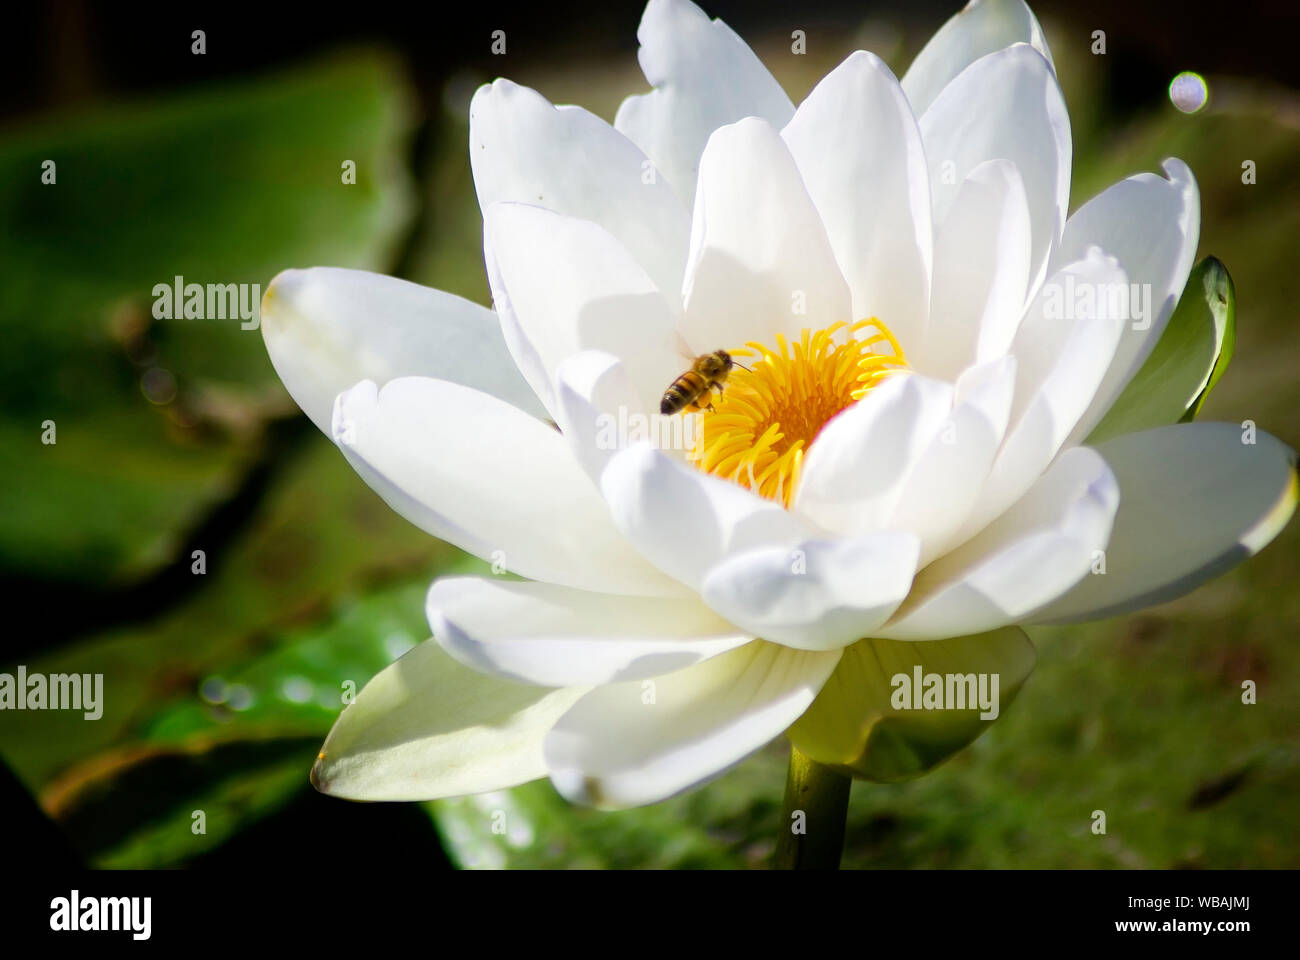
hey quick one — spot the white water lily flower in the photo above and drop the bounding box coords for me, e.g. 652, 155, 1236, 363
262, 0, 1297, 808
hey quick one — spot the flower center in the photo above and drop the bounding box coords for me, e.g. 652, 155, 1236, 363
690, 319, 907, 507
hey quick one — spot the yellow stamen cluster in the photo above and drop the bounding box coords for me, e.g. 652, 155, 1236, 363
691, 319, 907, 507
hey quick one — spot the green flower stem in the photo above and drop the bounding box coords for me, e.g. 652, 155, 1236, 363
772, 743, 851, 870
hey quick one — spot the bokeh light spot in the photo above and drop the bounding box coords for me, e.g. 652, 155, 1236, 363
1170, 71, 1208, 113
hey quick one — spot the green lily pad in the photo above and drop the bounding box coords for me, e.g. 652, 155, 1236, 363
786, 628, 1037, 782
0, 440, 462, 790
138, 579, 437, 745
23, 558, 506, 868
44, 735, 317, 869
24, 573, 478, 868
1087, 257, 1236, 444
0, 53, 414, 585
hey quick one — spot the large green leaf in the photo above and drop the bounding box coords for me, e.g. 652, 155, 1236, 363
0, 440, 459, 789
28, 575, 470, 867
43, 736, 316, 868
0, 53, 414, 585
1087, 257, 1236, 444
786, 628, 1036, 782
139, 580, 438, 745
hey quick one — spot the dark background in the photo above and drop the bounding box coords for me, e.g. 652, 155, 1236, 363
7, 1, 1300, 125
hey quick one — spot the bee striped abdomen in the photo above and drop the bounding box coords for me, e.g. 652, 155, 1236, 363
660, 350, 734, 415
660, 371, 707, 415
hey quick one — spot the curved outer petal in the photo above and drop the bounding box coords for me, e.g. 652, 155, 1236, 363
917, 159, 1032, 381
470, 78, 689, 306
332, 377, 686, 597
781, 51, 932, 350
881, 445, 1119, 640
312, 637, 587, 801
1030, 423, 1298, 623
681, 117, 851, 354
918, 43, 1070, 299
427, 576, 749, 687
793, 373, 956, 537
483, 202, 685, 417
600, 442, 817, 592
260, 267, 545, 433
700, 531, 920, 651
956, 249, 1128, 542
902, 0, 1055, 117
1054, 159, 1201, 447
614, 0, 794, 208
544, 640, 840, 808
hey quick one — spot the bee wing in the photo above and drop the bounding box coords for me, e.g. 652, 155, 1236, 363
669, 328, 696, 364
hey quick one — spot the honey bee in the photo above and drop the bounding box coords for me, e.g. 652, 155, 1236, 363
660, 350, 742, 415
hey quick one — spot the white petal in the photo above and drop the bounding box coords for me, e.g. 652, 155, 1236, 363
700, 531, 920, 651
1031, 423, 1298, 623
781, 51, 932, 349
470, 78, 689, 305
957, 250, 1128, 540
917, 159, 1032, 380
600, 442, 815, 592
332, 377, 685, 597
312, 637, 587, 801
919, 44, 1070, 297
1055, 159, 1201, 446
544, 641, 840, 807
793, 373, 955, 537
553, 350, 701, 485
888, 356, 1018, 564
428, 577, 748, 687
261, 267, 544, 433
682, 117, 851, 354
483, 202, 687, 416
902, 0, 1055, 116
881, 446, 1119, 640
615, 0, 794, 207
